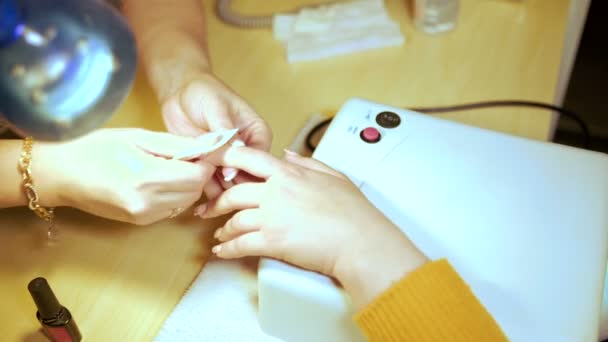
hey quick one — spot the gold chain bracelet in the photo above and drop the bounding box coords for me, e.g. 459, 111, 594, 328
19, 136, 57, 241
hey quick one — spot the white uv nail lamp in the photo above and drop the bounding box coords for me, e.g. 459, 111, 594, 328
257, 98, 608, 342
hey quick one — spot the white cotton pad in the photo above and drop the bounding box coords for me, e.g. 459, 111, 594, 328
172, 128, 239, 160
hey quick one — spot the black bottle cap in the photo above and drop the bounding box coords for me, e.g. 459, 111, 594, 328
28, 277, 62, 320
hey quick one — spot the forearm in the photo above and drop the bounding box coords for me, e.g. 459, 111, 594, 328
0, 140, 63, 208
122, 0, 211, 101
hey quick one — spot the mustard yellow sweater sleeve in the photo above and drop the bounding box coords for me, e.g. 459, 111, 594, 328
354, 259, 508, 342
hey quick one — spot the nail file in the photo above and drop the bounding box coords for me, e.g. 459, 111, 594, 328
173, 128, 239, 160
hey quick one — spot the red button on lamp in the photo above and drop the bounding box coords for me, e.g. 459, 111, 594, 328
360, 127, 381, 143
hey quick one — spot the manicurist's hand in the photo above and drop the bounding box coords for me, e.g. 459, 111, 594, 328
160, 71, 272, 199
122, 0, 272, 200
37, 128, 216, 225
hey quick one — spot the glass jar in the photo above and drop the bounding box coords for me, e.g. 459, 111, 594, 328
413, 0, 459, 34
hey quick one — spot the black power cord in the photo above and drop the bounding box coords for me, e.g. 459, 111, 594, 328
305, 100, 591, 152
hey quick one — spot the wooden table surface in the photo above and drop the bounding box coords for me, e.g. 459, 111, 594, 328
0, 0, 572, 340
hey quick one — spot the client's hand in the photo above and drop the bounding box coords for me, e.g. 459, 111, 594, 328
201, 147, 428, 309
37, 128, 215, 225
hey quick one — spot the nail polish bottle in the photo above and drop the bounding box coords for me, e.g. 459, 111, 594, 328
28, 277, 82, 342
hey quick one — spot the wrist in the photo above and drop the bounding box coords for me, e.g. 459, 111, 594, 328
333, 218, 429, 311
30, 142, 70, 207
140, 32, 212, 101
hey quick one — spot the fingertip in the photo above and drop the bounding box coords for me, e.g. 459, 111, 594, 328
211, 244, 223, 255
231, 139, 246, 148
235, 116, 272, 152
222, 167, 238, 181
222, 138, 246, 179
251, 120, 273, 151
194, 203, 207, 218
249, 135, 272, 152
221, 140, 244, 180
212, 242, 236, 259
203, 174, 225, 201
226, 232, 268, 259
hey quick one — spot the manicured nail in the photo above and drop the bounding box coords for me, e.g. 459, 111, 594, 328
223, 167, 238, 181
194, 204, 207, 217
214, 228, 223, 239
212, 244, 222, 254
232, 139, 246, 148
221, 140, 245, 181
283, 149, 299, 156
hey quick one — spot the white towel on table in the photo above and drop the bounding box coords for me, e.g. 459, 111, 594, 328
154, 259, 283, 342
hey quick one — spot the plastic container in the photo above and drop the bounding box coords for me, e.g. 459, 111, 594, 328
413, 0, 459, 34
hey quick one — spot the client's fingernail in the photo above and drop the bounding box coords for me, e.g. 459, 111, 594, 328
223, 167, 238, 181
221, 140, 244, 181
283, 149, 300, 157
214, 228, 223, 239
232, 139, 245, 148
212, 244, 222, 254
194, 204, 207, 217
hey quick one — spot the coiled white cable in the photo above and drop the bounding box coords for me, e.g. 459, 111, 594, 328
215, 0, 274, 28
215, 0, 333, 29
